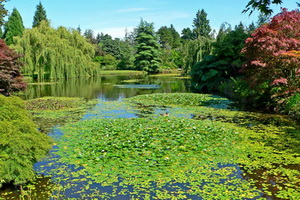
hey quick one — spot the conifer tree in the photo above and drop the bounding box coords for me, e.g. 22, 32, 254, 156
193, 9, 211, 38
181, 28, 194, 40
157, 24, 180, 49
32, 2, 48, 28
3, 8, 24, 45
84, 29, 97, 44
0, 0, 8, 26
134, 19, 161, 74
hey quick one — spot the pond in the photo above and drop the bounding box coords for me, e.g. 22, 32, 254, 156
1, 74, 300, 200
17, 74, 190, 100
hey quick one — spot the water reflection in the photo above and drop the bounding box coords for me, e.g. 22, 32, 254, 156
17, 75, 191, 100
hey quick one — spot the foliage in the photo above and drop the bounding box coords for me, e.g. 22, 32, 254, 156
3, 8, 24, 45
127, 92, 220, 107
25, 97, 90, 110
117, 36, 135, 70
242, 9, 300, 109
157, 24, 181, 49
34, 93, 300, 199
32, 2, 48, 28
256, 12, 270, 27
180, 36, 214, 73
84, 29, 97, 44
191, 26, 249, 93
0, 0, 7, 26
243, 0, 300, 15
53, 116, 260, 199
0, 39, 26, 96
134, 19, 161, 74
284, 92, 300, 119
0, 95, 52, 187
25, 97, 98, 133
159, 48, 183, 70
193, 9, 212, 38
94, 54, 117, 70
97, 33, 121, 58
12, 21, 99, 80
181, 27, 194, 40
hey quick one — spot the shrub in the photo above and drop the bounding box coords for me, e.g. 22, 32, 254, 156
242, 9, 300, 109
285, 93, 300, 119
0, 95, 52, 187
0, 39, 26, 96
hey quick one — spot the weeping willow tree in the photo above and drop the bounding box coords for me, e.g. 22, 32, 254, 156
12, 21, 99, 81
180, 36, 213, 74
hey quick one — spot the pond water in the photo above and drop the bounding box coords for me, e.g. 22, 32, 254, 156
1, 74, 300, 200
18, 75, 190, 100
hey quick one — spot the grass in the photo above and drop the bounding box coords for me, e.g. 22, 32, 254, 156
99, 70, 145, 75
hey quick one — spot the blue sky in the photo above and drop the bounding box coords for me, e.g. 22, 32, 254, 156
5, 0, 298, 38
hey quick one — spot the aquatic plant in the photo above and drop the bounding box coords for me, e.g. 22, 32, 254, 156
25, 97, 98, 132
30, 93, 300, 199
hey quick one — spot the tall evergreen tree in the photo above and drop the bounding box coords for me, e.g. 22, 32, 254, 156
32, 2, 48, 28
157, 26, 173, 48
193, 9, 212, 38
76, 25, 81, 34
256, 12, 270, 27
181, 28, 194, 40
3, 8, 24, 45
98, 33, 121, 58
84, 29, 97, 44
169, 24, 181, 48
0, 0, 8, 26
134, 19, 161, 74
157, 24, 181, 49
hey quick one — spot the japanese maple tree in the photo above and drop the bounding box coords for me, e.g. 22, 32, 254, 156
242, 9, 300, 105
0, 39, 26, 96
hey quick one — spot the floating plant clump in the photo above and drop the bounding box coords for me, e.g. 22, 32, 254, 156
55, 117, 261, 199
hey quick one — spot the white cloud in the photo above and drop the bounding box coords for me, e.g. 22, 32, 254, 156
116, 8, 150, 13
94, 27, 135, 39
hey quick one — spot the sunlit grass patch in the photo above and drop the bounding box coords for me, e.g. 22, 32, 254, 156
27, 82, 58, 85
99, 70, 145, 75
149, 73, 182, 77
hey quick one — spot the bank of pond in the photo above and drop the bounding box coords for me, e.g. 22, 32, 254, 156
0, 75, 300, 199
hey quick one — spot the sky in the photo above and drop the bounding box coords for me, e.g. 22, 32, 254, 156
5, 0, 299, 39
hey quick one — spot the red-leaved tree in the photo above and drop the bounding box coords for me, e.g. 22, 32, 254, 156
242, 9, 300, 106
0, 39, 26, 96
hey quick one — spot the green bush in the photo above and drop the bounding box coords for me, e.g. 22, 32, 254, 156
285, 93, 300, 120
0, 95, 52, 187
